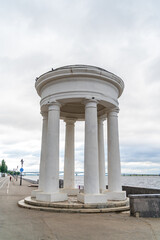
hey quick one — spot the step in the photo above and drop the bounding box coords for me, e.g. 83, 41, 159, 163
18, 199, 130, 213
24, 196, 129, 209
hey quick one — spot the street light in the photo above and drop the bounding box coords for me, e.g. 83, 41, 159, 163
20, 159, 24, 186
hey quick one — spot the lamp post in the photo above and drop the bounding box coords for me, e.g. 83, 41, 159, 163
16, 166, 18, 181
20, 159, 24, 186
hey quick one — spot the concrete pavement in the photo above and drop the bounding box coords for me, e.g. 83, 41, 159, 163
0, 176, 160, 240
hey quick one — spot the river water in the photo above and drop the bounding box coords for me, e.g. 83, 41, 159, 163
23, 175, 160, 189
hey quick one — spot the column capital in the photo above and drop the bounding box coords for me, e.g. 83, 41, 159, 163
107, 107, 119, 117
98, 117, 106, 124
40, 111, 48, 119
47, 101, 61, 111
64, 118, 77, 125
84, 98, 99, 108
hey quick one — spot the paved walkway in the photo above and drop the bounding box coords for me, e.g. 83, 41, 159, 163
0, 176, 160, 240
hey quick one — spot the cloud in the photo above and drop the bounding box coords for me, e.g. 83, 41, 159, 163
120, 144, 160, 163
0, 0, 160, 174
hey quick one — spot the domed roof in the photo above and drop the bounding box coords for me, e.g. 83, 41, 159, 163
35, 64, 124, 98
53, 64, 111, 73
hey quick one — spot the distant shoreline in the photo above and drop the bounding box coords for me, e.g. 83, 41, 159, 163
121, 174, 160, 176
22, 172, 160, 177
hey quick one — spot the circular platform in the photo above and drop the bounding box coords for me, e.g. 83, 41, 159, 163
18, 196, 130, 213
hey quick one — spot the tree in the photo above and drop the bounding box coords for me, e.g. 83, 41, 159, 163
0, 160, 8, 173
8, 170, 20, 175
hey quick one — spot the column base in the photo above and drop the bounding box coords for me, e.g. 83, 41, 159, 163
31, 189, 42, 198
60, 188, 79, 196
100, 188, 107, 194
104, 190, 126, 201
36, 191, 68, 202
77, 193, 108, 204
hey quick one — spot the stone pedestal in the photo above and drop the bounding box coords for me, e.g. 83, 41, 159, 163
36, 192, 67, 202
31, 189, 43, 198
61, 188, 79, 196
78, 193, 108, 204
104, 190, 126, 201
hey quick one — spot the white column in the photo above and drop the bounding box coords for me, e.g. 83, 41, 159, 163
98, 118, 106, 192
45, 103, 60, 193
106, 108, 126, 200
31, 111, 48, 197
38, 111, 48, 191
84, 99, 99, 194
107, 108, 121, 192
77, 99, 108, 204
36, 102, 67, 202
62, 118, 79, 195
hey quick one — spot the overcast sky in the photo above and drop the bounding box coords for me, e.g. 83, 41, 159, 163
0, 0, 160, 174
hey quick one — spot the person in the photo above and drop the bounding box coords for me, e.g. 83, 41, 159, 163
10, 176, 12, 181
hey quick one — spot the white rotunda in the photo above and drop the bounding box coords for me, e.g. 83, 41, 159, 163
32, 65, 126, 204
